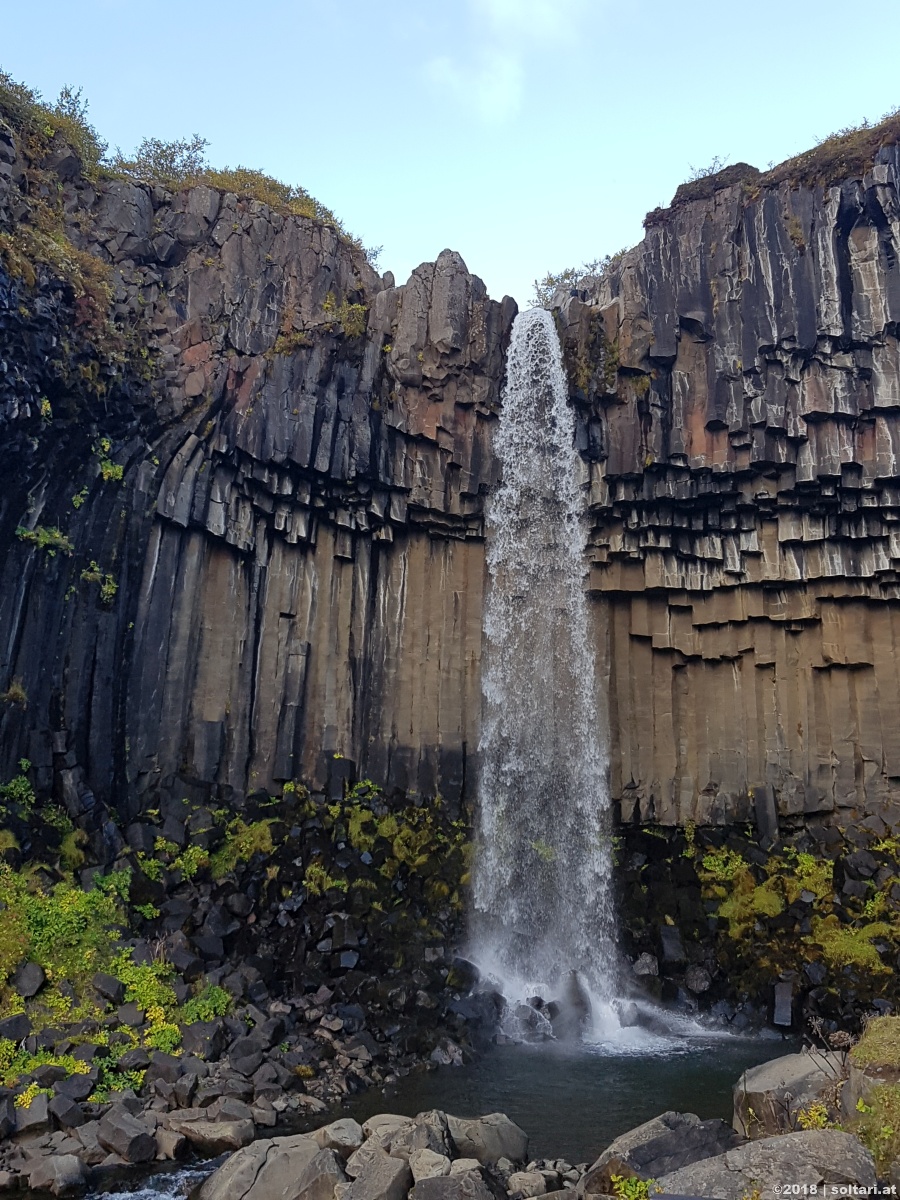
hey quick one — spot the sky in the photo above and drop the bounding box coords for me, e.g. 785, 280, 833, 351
5, 0, 899, 306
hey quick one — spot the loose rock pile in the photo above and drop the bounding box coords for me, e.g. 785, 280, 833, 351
0, 977, 492, 1194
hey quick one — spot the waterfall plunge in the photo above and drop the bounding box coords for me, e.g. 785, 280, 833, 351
471, 307, 618, 1026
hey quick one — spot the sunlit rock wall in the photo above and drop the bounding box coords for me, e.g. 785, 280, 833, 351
558, 143, 900, 828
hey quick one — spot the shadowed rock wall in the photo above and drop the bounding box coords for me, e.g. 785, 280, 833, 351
557, 141, 900, 828
0, 122, 512, 817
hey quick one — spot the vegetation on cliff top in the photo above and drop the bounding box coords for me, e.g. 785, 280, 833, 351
643, 105, 900, 227
0, 68, 372, 257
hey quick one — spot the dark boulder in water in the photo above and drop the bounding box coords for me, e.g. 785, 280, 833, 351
550, 970, 592, 1041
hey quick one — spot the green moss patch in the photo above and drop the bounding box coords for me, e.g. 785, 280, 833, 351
852, 1016, 900, 1068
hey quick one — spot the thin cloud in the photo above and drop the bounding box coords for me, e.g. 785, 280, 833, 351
426, 50, 523, 124
424, 0, 588, 123
474, 0, 587, 40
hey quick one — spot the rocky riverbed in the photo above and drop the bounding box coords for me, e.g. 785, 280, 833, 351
7, 1021, 900, 1197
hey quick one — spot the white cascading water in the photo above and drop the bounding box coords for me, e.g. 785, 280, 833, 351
471, 306, 620, 1035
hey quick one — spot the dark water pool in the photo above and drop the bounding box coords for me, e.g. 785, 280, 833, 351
80, 1031, 796, 1196
343, 1032, 797, 1164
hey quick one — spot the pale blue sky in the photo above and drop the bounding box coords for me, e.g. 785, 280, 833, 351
5, 0, 899, 304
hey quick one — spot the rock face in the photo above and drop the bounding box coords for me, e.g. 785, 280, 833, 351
0, 120, 512, 816
558, 136, 900, 827
5, 109, 900, 839
657, 1128, 875, 1199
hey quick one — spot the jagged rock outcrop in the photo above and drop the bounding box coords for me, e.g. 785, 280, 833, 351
0, 120, 514, 817
557, 131, 900, 828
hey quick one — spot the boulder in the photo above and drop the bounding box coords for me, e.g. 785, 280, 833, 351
27, 1153, 85, 1196
346, 1145, 413, 1200
0, 1013, 30, 1042
410, 1169, 498, 1200
448, 1114, 527, 1165
657, 1130, 875, 1200
449, 1160, 482, 1175
579, 1110, 741, 1193
291, 1148, 349, 1200
0, 1096, 13, 1139
156, 1126, 189, 1160
97, 1107, 157, 1163
199, 1132, 321, 1200
92, 971, 125, 1005
165, 1115, 255, 1154
733, 1052, 844, 1136
15, 1091, 49, 1134
364, 1115, 414, 1142
48, 1094, 86, 1129
508, 1170, 546, 1196
409, 1149, 452, 1182
313, 1117, 364, 1158
229, 1034, 266, 1077
550, 972, 592, 1041
13, 961, 45, 998
390, 1111, 454, 1160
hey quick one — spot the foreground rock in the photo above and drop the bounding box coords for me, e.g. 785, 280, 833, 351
733, 1051, 845, 1136
198, 1131, 322, 1200
579, 1110, 741, 1194
657, 1129, 876, 1200
199, 1111, 527, 1200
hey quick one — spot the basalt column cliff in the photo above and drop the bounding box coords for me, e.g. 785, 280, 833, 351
4, 113, 900, 839
0, 116, 514, 821
557, 138, 900, 834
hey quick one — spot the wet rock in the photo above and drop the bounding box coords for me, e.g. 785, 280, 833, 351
657, 1130, 875, 1200
631, 954, 658, 977
549, 972, 592, 1042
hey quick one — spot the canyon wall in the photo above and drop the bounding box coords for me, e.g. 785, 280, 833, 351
4, 109, 900, 835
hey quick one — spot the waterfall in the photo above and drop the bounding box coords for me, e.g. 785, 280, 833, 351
471, 307, 617, 1022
